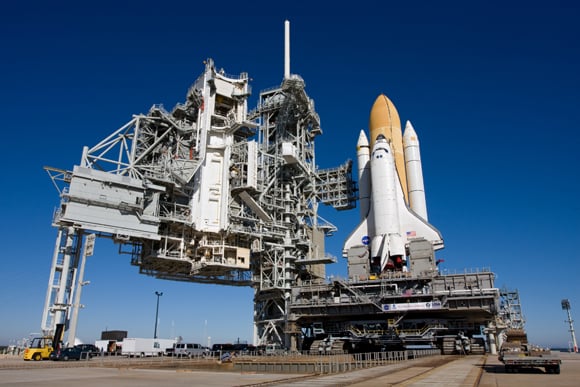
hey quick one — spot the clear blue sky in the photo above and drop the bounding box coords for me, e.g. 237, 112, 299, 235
1, 0, 578, 349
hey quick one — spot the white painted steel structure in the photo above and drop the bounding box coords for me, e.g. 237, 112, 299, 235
42, 25, 356, 349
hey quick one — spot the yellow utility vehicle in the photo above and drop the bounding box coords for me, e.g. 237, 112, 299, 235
23, 324, 64, 361
23, 336, 54, 361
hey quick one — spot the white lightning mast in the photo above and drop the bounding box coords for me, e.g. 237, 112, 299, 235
284, 20, 290, 79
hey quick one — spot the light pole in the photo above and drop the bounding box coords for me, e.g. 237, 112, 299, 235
561, 299, 578, 353
154, 291, 163, 339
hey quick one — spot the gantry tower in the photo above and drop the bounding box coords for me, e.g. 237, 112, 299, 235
42, 26, 356, 349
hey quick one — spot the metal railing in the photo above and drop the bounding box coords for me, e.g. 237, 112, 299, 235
235, 349, 441, 374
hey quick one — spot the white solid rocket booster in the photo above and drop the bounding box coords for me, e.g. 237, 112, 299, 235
403, 120, 428, 221
357, 130, 371, 220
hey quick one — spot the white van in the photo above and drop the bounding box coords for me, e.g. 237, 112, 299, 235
265, 343, 286, 356
173, 343, 207, 358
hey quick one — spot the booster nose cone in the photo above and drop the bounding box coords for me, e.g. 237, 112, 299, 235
403, 120, 418, 141
357, 129, 369, 149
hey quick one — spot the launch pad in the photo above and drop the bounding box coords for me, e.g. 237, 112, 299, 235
40, 21, 518, 355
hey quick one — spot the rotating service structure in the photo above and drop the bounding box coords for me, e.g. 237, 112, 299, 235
43, 56, 356, 349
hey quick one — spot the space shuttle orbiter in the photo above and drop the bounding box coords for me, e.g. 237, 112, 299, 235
343, 94, 443, 273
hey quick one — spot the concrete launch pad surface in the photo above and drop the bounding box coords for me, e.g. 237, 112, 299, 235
1, 352, 578, 386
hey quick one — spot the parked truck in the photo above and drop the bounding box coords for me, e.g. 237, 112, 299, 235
499, 343, 561, 374
498, 328, 561, 374
95, 339, 121, 355
121, 338, 175, 357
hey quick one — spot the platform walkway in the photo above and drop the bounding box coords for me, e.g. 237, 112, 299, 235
268, 355, 483, 387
